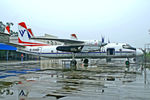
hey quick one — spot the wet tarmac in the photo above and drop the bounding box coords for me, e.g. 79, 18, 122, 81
0, 60, 150, 100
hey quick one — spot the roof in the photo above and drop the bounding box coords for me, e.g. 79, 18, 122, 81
0, 43, 17, 50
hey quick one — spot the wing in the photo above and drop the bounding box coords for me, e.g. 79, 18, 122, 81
30, 37, 85, 44
0, 32, 10, 36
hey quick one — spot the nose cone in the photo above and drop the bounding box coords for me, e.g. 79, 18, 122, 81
136, 49, 144, 56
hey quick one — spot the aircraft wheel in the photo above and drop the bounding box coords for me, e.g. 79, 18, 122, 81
125, 60, 130, 66
83, 59, 89, 67
133, 58, 136, 62
70, 60, 77, 70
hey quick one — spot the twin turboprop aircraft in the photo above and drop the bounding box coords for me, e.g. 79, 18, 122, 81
1, 22, 143, 65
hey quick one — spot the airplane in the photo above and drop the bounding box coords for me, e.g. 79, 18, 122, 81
1, 22, 144, 66
17, 22, 107, 55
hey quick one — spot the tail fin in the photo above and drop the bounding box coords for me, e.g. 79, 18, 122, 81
71, 34, 78, 40
5, 25, 10, 34
18, 22, 34, 43
18, 22, 49, 46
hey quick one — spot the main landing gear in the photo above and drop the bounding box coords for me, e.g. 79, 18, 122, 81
83, 59, 89, 67
70, 60, 77, 70
70, 53, 89, 70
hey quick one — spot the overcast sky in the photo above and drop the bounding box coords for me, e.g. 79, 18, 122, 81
0, 0, 150, 48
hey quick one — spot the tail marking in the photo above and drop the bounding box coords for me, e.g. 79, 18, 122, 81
19, 30, 31, 38
5, 25, 10, 34
27, 28, 34, 36
18, 22, 27, 29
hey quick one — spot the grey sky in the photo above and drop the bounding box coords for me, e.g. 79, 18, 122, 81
0, 0, 150, 48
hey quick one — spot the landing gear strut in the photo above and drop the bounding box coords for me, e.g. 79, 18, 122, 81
125, 58, 130, 66
106, 58, 111, 62
70, 53, 77, 70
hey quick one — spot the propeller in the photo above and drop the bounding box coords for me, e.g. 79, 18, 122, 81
108, 38, 110, 43
101, 36, 107, 46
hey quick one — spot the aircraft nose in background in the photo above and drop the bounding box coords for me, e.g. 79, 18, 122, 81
136, 49, 144, 56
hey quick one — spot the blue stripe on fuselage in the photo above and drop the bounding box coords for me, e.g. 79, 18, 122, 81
36, 51, 134, 54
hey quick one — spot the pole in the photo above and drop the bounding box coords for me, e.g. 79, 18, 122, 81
6, 50, 9, 62
144, 66, 147, 84
144, 44, 147, 84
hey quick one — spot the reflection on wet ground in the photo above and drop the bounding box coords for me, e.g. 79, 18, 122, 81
0, 60, 149, 100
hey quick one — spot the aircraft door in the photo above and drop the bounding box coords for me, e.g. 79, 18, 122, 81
107, 48, 115, 55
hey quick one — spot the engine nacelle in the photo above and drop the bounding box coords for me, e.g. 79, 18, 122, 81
81, 45, 100, 52
56, 45, 84, 53
84, 40, 102, 46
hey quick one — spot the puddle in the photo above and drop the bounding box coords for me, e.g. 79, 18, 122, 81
0, 61, 149, 100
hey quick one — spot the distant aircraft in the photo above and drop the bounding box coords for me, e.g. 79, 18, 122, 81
0, 22, 143, 65
5, 25, 10, 34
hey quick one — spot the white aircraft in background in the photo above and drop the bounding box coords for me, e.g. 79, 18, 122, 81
1, 22, 143, 65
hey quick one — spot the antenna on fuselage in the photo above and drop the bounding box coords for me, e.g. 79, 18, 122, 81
108, 38, 110, 43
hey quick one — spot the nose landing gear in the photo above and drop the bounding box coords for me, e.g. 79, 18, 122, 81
70, 53, 77, 70
70, 59, 77, 70
125, 58, 130, 66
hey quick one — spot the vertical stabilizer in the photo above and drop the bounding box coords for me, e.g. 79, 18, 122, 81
18, 22, 49, 46
5, 25, 10, 34
71, 34, 78, 40
18, 22, 34, 43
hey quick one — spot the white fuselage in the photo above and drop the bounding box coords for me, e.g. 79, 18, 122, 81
16, 22, 143, 59
17, 43, 143, 59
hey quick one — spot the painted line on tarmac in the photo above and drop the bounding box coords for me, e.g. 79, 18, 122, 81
0, 68, 41, 79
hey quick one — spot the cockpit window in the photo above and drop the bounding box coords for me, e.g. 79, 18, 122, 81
126, 44, 131, 47
122, 44, 131, 48
122, 44, 136, 50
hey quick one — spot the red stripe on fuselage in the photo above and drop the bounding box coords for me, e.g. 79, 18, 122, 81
22, 44, 49, 46
18, 37, 50, 46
